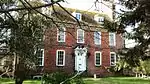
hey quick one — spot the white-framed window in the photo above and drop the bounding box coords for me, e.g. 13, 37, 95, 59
57, 27, 66, 42
95, 51, 102, 66
94, 32, 101, 45
76, 13, 81, 21
56, 50, 65, 66
110, 52, 116, 66
98, 17, 104, 24
109, 32, 116, 46
94, 16, 104, 25
77, 29, 84, 43
72, 12, 82, 21
37, 49, 44, 66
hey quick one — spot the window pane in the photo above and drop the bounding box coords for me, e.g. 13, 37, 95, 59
95, 52, 101, 66
76, 13, 81, 20
109, 33, 115, 46
111, 53, 116, 66
57, 51, 64, 66
94, 32, 101, 44
77, 29, 84, 43
37, 49, 44, 66
58, 28, 65, 42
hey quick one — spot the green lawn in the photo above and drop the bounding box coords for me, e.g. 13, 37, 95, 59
0, 78, 41, 84
0, 77, 150, 84
84, 77, 150, 84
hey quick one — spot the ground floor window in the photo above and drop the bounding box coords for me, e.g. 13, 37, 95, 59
56, 50, 65, 66
110, 52, 116, 66
95, 51, 102, 66
37, 49, 44, 66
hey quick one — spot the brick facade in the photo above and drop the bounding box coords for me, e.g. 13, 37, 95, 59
44, 24, 124, 76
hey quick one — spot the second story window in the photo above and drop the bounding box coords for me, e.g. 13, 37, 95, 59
77, 29, 84, 43
94, 32, 101, 45
109, 33, 116, 46
57, 27, 66, 42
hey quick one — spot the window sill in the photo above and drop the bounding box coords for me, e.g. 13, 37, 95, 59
58, 41, 65, 43
95, 65, 101, 67
77, 42, 84, 44
95, 43, 101, 45
56, 65, 65, 67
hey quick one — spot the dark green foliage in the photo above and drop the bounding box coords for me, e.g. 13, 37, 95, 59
42, 71, 85, 84
42, 72, 70, 84
141, 59, 150, 75
118, 0, 150, 67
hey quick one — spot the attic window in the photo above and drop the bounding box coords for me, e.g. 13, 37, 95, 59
98, 17, 104, 24
72, 12, 82, 21
94, 16, 104, 25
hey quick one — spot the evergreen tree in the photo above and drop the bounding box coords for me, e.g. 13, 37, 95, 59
119, 0, 150, 66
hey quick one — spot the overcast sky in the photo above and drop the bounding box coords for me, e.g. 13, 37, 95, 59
61, 0, 95, 10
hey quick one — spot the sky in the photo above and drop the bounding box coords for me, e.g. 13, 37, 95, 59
61, 0, 95, 10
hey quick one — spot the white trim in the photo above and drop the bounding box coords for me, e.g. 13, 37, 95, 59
94, 16, 104, 25
57, 27, 66, 42
109, 32, 116, 46
94, 32, 101, 45
41, 49, 44, 66
110, 52, 116, 66
56, 50, 65, 66
38, 49, 44, 66
77, 29, 84, 43
95, 51, 102, 66
72, 12, 82, 21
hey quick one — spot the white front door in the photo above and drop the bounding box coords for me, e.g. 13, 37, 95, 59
75, 47, 87, 72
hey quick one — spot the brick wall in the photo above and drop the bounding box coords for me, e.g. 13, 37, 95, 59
44, 25, 124, 76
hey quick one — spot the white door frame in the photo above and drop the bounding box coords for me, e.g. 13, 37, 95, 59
74, 46, 87, 72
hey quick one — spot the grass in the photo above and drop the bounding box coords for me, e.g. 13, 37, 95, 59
84, 77, 150, 84
0, 77, 150, 84
0, 78, 41, 84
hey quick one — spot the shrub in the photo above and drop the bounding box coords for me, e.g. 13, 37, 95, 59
41, 71, 85, 84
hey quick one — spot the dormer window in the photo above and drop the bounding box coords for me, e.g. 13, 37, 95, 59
94, 16, 104, 25
98, 17, 104, 23
72, 12, 82, 21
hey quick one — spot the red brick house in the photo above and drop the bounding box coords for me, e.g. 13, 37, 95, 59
38, 9, 124, 76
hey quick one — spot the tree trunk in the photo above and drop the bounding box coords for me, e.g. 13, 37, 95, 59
15, 77, 24, 84
15, 63, 25, 84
